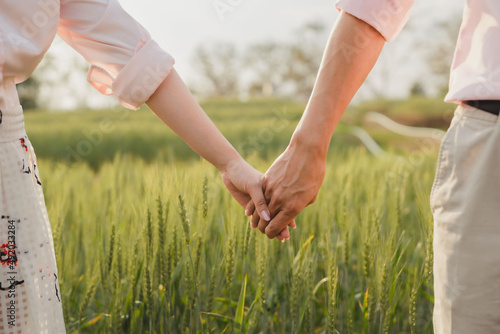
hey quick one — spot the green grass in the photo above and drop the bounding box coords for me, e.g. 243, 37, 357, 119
26, 99, 442, 333
25, 98, 451, 170
25, 99, 307, 169
41, 150, 436, 333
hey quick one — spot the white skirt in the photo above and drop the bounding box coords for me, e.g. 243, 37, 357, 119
0, 106, 66, 333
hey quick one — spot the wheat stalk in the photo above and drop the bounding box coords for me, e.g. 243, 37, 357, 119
327, 257, 338, 334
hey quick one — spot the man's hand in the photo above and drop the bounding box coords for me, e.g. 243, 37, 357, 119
246, 11, 385, 238
246, 11, 386, 240
247, 135, 327, 239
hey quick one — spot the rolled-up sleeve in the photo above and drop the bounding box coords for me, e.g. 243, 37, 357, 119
336, 0, 414, 42
57, 0, 175, 109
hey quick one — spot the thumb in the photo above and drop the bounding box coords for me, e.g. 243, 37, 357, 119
248, 184, 271, 222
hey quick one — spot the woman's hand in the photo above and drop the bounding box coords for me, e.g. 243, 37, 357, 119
220, 157, 291, 242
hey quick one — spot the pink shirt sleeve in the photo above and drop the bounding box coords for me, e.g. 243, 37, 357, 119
57, 0, 175, 109
336, 0, 414, 42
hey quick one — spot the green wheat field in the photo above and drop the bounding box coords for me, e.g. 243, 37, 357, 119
25, 99, 446, 333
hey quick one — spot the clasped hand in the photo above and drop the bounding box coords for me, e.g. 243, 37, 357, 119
222, 139, 326, 242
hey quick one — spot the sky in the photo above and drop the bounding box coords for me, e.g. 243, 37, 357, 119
40, 0, 465, 109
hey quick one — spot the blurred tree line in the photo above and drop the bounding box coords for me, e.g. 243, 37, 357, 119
191, 22, 325, 100
191, 17, 462, 101
18, 16, 462, 110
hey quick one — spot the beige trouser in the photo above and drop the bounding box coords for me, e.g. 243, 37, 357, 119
431, 103, 500, 333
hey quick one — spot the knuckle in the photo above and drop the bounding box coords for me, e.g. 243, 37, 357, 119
271, 191, 284, 206
261, 175, 269, 187
258, 221, 268, 234
286, 204, 300, 216
272, 188, 282, 198
264, 187, 273, 199
287, 198, 306, 215
266, 225, 278, 236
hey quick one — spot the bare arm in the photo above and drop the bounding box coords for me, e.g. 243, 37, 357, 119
254, 11, 386, 238
146, 69, 242, 172
146, 69, 292, 241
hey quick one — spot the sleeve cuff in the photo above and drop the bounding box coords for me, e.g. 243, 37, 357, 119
87, 39, 175, 110
335, 0, 414, 42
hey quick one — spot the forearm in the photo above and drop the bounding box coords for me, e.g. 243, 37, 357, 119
258, 12, 386, 238
146, 69, 241, 172
291, 11, 386, 155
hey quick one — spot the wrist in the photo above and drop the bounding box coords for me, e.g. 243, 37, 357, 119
216, 150, 244, 174
289, 129, 330, 160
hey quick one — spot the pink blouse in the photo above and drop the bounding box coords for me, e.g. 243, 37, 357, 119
0, 0, 175, 110
337, 0, 500, 104
445, 0, 500, 103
